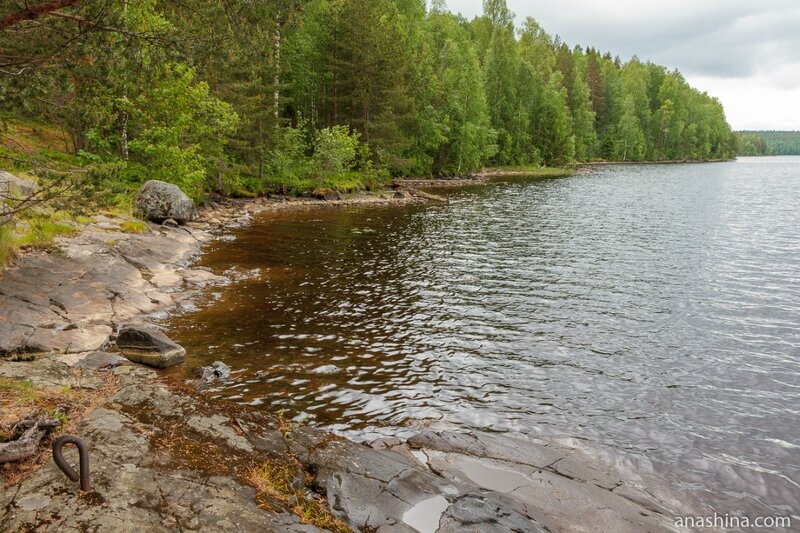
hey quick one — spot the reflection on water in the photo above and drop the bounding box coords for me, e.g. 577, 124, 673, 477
164, 157, 800, 518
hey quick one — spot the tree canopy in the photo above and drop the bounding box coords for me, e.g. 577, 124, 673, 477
0, 0, 738, 198
736, 131, 800, 156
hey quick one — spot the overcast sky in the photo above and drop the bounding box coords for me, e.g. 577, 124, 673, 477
445, 0, 800, 131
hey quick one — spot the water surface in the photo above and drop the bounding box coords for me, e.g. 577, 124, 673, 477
165, 157, 800, 518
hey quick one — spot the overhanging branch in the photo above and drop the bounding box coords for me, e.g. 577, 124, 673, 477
0, 0, 82, 31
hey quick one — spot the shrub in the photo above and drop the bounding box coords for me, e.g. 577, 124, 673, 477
313, 126, 360, 176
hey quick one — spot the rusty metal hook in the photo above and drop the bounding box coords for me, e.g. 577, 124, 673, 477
53, 435, 91, 491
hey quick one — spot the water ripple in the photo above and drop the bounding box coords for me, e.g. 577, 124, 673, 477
166, 157, 800, 518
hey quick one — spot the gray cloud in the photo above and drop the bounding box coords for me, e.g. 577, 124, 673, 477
444, 0, 800, 128
445, 0, 800, 81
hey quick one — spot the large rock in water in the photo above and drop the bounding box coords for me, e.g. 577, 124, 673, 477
133, 180, 194, 225
116, 324, 186, 368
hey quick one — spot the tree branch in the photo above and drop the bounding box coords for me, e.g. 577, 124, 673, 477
0, 0, 81, 30
49, 11, 166, 42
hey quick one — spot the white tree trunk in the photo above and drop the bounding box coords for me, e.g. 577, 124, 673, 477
273, 28, 281, 120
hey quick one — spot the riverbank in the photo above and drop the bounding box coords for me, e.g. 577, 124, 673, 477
1, 184, 682, 531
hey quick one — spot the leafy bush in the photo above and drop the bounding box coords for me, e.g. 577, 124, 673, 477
257, 125, 387, 195
126, 65, 238, 200
268, 125, 313, 182
313, 126, 360, 176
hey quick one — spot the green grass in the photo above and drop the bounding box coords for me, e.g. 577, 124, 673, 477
120, 219, 148, 233
0, 210, 83, 268
0, 224, 16, 268
15, 211, 78, 250
488, 165, 574, 178
0, 378, 37, 402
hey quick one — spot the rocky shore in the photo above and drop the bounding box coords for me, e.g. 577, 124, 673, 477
1, 187, 681, 532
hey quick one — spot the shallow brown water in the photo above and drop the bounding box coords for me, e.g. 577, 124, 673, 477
164, 158, 800, 520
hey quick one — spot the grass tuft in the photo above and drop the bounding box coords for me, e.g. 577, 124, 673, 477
248, 457, 350, 533
120, 219, 148, 234
0, 224, 17, 268
14, 211, 78, 251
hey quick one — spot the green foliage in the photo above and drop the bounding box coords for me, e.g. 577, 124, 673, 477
15, 210, 79, 250
313, 126, 360, 176
124, 65, 238, 200
737, 131, 800, 155
256, 124, 387, 195
0, 0, 738, 208
0, 224, 15, 268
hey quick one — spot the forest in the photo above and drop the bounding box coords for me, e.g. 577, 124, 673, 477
736, 131, 800, 156
1, 0, 737, 201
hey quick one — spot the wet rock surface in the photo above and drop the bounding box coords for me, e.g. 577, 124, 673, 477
290, 428, 677, 533
1, 356, 681, 532
196, 360, 232, 385
117, 324, 186, 368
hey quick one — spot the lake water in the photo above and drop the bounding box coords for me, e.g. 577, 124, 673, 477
164, 157, 800, 519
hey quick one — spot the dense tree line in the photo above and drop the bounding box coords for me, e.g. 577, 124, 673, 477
736, 131, 800, 156
0, 0, 737, 197
735, 132, 774, 156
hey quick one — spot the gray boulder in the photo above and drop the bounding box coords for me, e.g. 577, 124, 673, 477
133, 180, 195, 225
0, 171, 38, 203
116, 324, 186, 368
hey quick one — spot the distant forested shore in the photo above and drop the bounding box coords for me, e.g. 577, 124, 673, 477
1, 0, 736, 202
735, 131, 800, 156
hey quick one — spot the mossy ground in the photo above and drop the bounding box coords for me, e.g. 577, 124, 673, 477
0, 375, 117, 487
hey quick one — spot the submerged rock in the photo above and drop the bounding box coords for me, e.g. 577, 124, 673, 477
133, 180, 195, 225
116, 324, 186, 368
196, 360, 232, 386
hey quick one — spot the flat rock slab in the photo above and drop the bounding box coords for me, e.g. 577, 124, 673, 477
71, 351, 128, 370
0, 217, 214, 358
0, 367, 322, 533
0, 358, 104, 390
400, 430, 677, 533
291, 428, 546, 532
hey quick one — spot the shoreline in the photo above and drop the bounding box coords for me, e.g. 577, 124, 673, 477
1, 185, 683, 531
395, 158, 731, 189
577, 158, 732, 166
